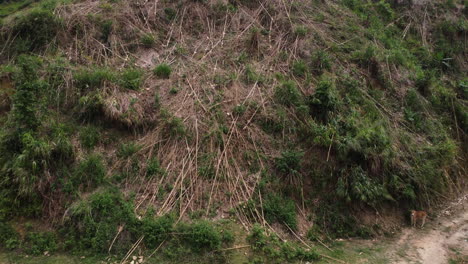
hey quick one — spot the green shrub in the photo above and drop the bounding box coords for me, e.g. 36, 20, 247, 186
117, 142, 141, 158
247, 224, 319, 262
73, 154, 106, 190
198, 153, 216, 179
247, 224, 269, 250
292, 60, 307, 78
64, 188, 137, 253
11, 55, 46, 132
25, 231, 57, 255
263, 194, 297, 230
310, 50, 332, 74
162, 112, 186, 138
77, 92, 104, 119
294, 26, 308, 37
100, 19, 113, 42
153, 64, 172, 79
374, 0, 394, 21
119, 68, 143, 90
232, 104, 247, 116
275, 150, 303, 176
336, 166, 392, 206
146, 158, 164, 177
177, 220, 222, 252
308, 76, 338, 121
74, 68, 115, 91
141, 214, 174, 248
315, 202, 372, 238
274, 80, 302, 107
164, 7, 177, 21
140, 33, 156, 48
79, 126, 101, 149
0, 221, 19, 249
244, 65, 264, 84
12, 8, 60, 52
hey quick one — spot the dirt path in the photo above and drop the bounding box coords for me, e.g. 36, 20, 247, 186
388, 195, 468, 264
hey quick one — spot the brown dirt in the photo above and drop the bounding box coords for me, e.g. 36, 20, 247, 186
387, 194, 468, 264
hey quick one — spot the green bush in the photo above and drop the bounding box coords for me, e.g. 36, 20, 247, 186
336, 166, 391, 206
25, 231, 57, 255
308, 76, 339, 121
315, 202, 372, 238
79, 126, 101, 149
11, 55, 46, 132
140, 33, 156, 48
72, 154, 106, 190
119, 68, 143, 90
263, 194, 297, 230
74, 68, 115, 91
177, 220, 222, 252
291, 60, 307, 78
77, 92, 104, 119
117, 142, 141, 158
141, 214, 174, 248
294, 26, 308, 37
146, 158, 164, 177
162, 112, 186, 138
274, 80, 302, 107
275, 150, 303, 176
164, 7, 177, 21
244, 65, 264, 84
12, 8, 60, 52
0, 221, 19, 249
153, 64, 172, 79
310, 50, 332, 74
247, 224, 320, 262
64, 188, 137, 253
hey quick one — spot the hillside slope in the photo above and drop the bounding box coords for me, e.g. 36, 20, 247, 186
0, 0, 467, 263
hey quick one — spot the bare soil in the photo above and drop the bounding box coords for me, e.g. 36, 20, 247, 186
387, 195, 468, 264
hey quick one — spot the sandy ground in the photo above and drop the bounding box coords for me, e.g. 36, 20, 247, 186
388, 195, 468, 264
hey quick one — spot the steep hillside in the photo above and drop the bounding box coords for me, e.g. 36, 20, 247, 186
0, 0, 467, 263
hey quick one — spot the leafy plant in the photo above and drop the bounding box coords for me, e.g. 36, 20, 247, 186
25, 231, 57, 255
274, 80, 302, 107
263, 194, 297, 230
140, 33, 156, 48
119, 68, 143, 90
72, 154, 106, 191
79, 126, 101, 149
154, 64, 172, 79
275, 150, 303, 176
117, 142, 141, 158
12, 8, 60, 52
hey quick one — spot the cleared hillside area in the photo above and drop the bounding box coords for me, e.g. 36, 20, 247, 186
0, 0, 467, 263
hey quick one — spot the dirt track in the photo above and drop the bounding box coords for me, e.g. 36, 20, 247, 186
388, 195, 468, 264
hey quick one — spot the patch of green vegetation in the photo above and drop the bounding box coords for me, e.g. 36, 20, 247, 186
24, 231, 57, 255
79, 125, 101, 149
74, 67, 115, 91
119, 68, 144, 90
310, 50, 332, 74
72, 154, 106, 191
117, 142, 141, 158
275, 150, 303, 177
263, 194, 297, 230
63, 188, 137, 253
291, 60, 308, 78
274, 80, 302, 107
247, 224, 320, 263
140, 33, 156, 47
153, 64, 172, 79
0, 0, 33, 18
10, 8, 60, 52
